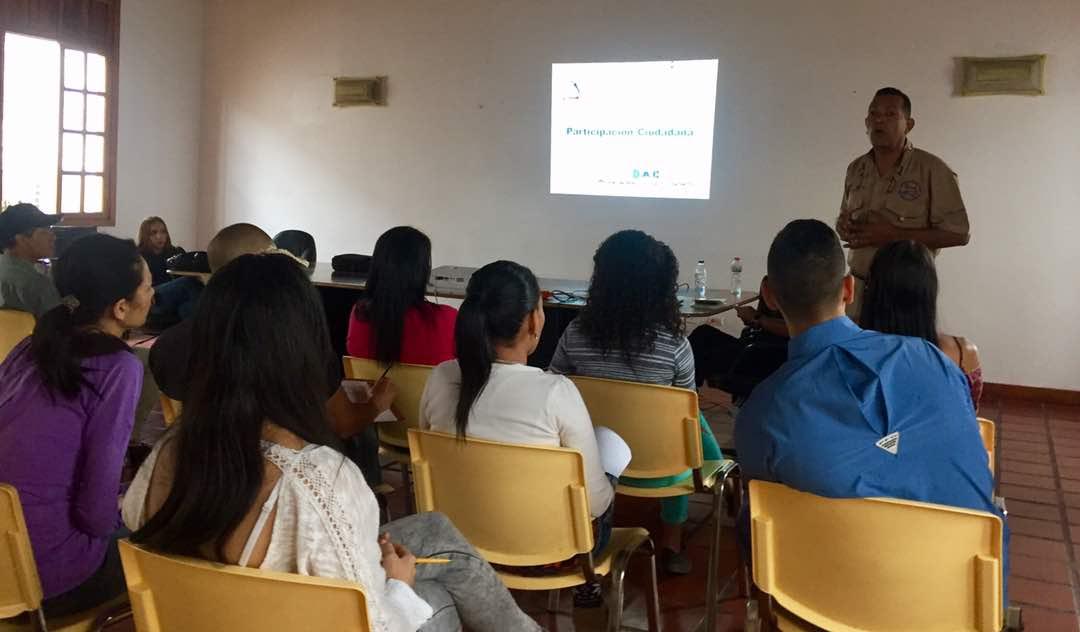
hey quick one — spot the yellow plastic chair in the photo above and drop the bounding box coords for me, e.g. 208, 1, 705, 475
977, 417, 996, 476
0, 310, 34, 363
408, 429, 661, 632
117, 540, 370, 632
0, 485, 129, 632
749, 480, 1004, 632
159, 395, 182, 427
569, 375, 739, 630
342, 356, 434, 512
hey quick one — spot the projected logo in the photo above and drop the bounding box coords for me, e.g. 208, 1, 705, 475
632, 169, 661, 179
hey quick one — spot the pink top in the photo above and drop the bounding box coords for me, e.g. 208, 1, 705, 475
346, 302, 457, 366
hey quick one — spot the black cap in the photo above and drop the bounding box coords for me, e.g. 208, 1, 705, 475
0, 203, 59, 245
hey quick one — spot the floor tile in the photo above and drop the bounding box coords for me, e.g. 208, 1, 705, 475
1022, 607, 1080, 632
1009, 552, 1072, 585
1002, 484, 1060, 506
1008, 499, 1065, 522
1001, 471, 1057, 490
1011, 577, 1077, 610
1000, 459, 1053, 477
1011, 535, 1068, 561
1009, 516, 1065, 541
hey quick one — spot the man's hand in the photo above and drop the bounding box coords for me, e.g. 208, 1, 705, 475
379, 533, 417, 587
735, 305, 757, 326
844, 221, 898, 249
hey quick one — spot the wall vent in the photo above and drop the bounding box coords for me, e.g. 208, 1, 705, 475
333, 76, 387, 106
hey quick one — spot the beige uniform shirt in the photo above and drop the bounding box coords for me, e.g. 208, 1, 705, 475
839, 140, 969, 278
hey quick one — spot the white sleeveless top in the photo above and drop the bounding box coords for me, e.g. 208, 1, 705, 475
122, 439, 433, 632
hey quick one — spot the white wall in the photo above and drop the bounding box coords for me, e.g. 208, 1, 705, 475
197, 0, 1080, 390
108, 0, 203, 246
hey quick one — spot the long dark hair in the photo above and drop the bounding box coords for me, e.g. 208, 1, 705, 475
454, 260, 539, 437
859, 240, 938, 345
132, 253, 343, 561
355, 226, 433, 364
136, 216, 173, 255
577, 230, 683, 362
29, 234, 143, 399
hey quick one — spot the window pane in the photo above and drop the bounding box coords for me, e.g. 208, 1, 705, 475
2, 34, 61, 213
62, 133, 84, 172
84, 134, 105, 173
61, 175, 82, 213
64, 49, 85, 90
83, 175, 103, 214
87, 53, 106, 93
63, 90, 84, 131
86, 94, 106, 132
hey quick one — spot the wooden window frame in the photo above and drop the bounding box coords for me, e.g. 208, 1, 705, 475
0, 0, 121, 227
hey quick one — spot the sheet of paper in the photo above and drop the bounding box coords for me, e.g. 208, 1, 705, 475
594, 426, 632, 478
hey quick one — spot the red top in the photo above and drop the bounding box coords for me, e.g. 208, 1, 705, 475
346, 302, 458, 366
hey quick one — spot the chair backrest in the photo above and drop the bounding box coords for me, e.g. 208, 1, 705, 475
342, 356, 433, 447
0, 484, 43, 619
408, 429, 594, 567
272, 230, 317, 270
977, 417, 996, 476
160, 395, 182, 427
118, 540, 370, 632
749, 480, 1003, 632
569, 375, 702, 479
0, 310, 35, 363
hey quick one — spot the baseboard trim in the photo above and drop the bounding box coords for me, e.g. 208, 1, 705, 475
983, 383, 1080, 406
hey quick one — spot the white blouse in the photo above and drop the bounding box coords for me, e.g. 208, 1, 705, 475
419, 360, 614, 517
122, 439, 433, 632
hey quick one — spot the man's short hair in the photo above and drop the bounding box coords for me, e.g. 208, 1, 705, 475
207, 223, 273, 272
874, 86, 911, 117
766, 219, 847, 322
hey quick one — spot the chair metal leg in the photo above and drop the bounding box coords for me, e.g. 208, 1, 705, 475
92, 604, 133, 631
35, 609, 48, 632
643, 542, 663, 632
605, 563, 627, 632
547, 589, 560, 613
400, 462, 414, 515
705, 483, 724, 631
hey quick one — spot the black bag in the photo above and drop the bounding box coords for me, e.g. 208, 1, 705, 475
331, 254, 372, 277
166, 251, 210, 274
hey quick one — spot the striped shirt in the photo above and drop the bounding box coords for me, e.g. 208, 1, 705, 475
549, 318, 696, 389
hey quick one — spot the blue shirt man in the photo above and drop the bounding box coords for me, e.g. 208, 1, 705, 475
736, 315, 995, 512
735, 219, 1006, 599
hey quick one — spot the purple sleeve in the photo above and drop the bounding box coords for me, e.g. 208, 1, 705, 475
73, 353, 142, 537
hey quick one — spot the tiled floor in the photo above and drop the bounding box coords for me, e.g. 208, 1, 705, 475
989, 396, 1080, 632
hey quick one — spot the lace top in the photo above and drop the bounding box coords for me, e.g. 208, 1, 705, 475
122, 439, 433, 632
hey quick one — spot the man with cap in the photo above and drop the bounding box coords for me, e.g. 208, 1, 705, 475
0, 203, 61, 317
836, 87, 970, 317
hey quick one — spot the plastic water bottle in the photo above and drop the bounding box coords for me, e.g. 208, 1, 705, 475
694, 260, 707, 299
730, 257, 743, 297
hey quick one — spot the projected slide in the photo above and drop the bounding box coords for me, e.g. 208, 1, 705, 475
550, 59, 719, 200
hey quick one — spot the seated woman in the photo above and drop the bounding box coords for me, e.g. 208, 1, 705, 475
419, 260, 614, 607
0, 234, 154, 617
123, 253, 538, 632
688, 277, 789, 401
347, 226, 456, 366
548, 229, 721, 575
859, 240, 983, 410
137, 216, 185, 287
137, 216, 199, 327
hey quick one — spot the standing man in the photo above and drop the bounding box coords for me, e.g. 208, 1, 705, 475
0, 203, 60, 317
837, 87, 969, 316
